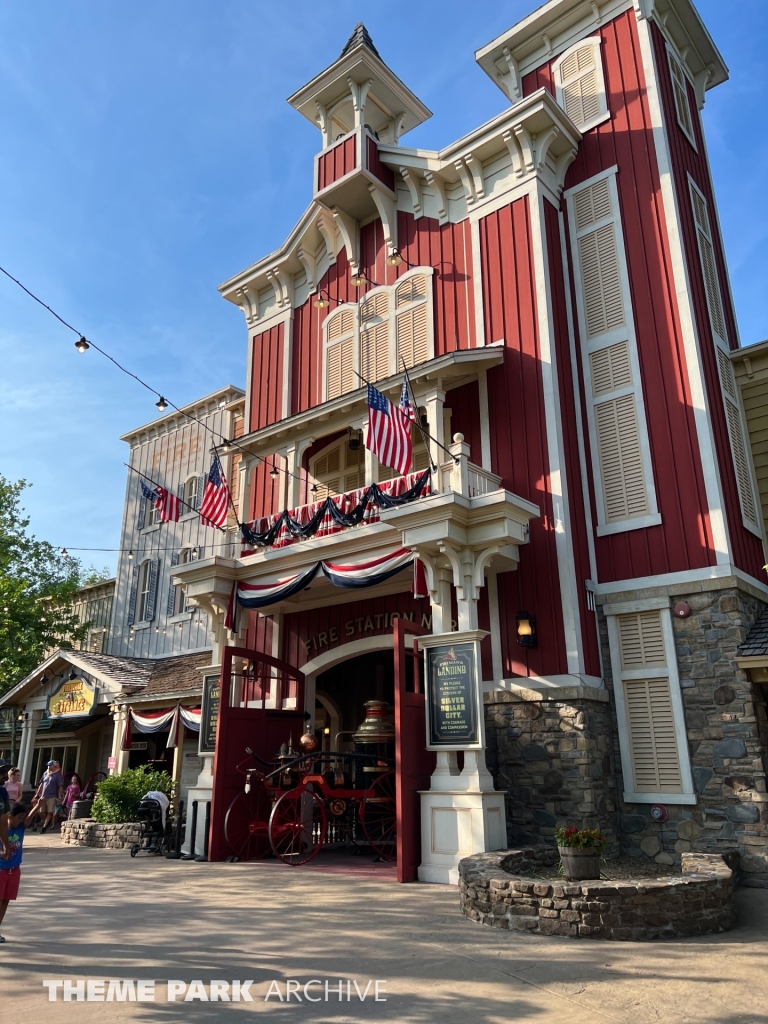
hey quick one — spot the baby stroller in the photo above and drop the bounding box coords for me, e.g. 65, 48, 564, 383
130, 792, 173, 857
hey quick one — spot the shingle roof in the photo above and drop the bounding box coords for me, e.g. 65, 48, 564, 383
136, 653, 211, 698
339, 22, 381, 60
737, 609, 768, 658
71, 651, 155, 691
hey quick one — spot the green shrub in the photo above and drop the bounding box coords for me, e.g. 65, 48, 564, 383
90, 766, 175, 824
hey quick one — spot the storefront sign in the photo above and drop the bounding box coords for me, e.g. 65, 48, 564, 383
200, 674, 220, 753
47, 677, 98, 718
425, 642, 480, 748
107, 756, 117, 770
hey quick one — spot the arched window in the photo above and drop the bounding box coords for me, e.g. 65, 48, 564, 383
171, 548, 194, 616
553, 37, 608, 133
324, 308, 356, 401
309, 437, 364, 500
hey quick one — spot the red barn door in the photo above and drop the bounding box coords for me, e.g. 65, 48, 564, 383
393, 618, 435, 882
208, 645, 305, 862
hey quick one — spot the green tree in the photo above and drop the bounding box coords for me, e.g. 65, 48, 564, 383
0, 476, 92, 695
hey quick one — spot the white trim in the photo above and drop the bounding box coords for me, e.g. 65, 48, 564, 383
606, 605, 695, 803
477, 369, 492, 471
486, 571, 503, 683
552, 35, 609, 134
301, 634, 400, 679
595, 561, 768, 599
281, 311, 294, 421
634, 16, 731, 564
603, 596, 670, 616
596, 512, 663, 537
529, 189, 584, 676
565, 165, 661, 533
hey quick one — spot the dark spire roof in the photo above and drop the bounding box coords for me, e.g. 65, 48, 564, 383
339, 22, 381, 61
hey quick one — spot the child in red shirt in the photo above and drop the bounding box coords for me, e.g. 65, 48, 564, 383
0, 802, 35, 943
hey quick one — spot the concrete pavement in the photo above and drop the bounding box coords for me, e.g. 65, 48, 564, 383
4, 832, 768, 1023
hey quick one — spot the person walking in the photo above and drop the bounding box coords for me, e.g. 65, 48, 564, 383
35, 760, 64, 834
62, 773, 82, 821
0, 802, 35, 943
4, 769, 22, 804
0, 767, 9, 857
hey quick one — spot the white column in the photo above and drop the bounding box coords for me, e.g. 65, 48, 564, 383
424, 387, 446, 481
19, 709, 43, 787
111, 706, 130, 774
430, 565, 453, 634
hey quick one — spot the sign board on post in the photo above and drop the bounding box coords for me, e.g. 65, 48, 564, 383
417, 630, 488, 751
200, 674, 221, 754
107, 756, 117, 771
47, 677, 98, 718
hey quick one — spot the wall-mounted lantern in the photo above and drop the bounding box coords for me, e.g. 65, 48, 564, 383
516, 610, 537, 649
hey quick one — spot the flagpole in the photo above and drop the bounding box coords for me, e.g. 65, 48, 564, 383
209, 449, 242, 531
123, 463, 225, 530
354, 369, 458, 465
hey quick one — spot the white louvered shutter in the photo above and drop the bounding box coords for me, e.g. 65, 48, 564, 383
326, 308, 356, 400
311, 443, 342, 499
395, 275, 430, 370
167, 552, 180, 616
361, 291, 391, 384
344, 443, 364, 492
556, 40, 604, 130
570, 174, 653, 528
617, 610, 682, 794
690, 182, 759, 530
668, 50, 694, 142
144, 557, 160, 622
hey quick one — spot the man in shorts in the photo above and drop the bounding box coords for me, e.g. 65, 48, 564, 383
35, 760, 64, 833
0, 802, 34, 942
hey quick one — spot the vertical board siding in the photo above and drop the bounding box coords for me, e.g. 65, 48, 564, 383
366, 135, 395, 191
480, 194, 569, 678
245, 610, 274, 657
249, 457, 283, 521
524, 9, 718, 584
649, 20, 765, 580
291, 214, 477, 417
317, 136, 357, 191
544, 198, 602, 678
249, 322, 284, 433
447, 380, 482, 465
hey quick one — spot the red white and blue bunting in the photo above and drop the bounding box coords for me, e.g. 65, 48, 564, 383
121, 704, 201, 751
225, 548, 422, 631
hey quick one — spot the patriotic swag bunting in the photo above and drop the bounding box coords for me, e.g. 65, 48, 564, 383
121, 704, 201, 751
241, 470, 431, 551
367, 384, 412, 476
200, 454, 231, 529
141, 480, 180, 523
225, 548, 420, 631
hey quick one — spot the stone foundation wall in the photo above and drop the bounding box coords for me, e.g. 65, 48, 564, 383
598, 579, 768, 886
484, 685, 618, 853
61, 819, 142, 849
459, 849, 736, 940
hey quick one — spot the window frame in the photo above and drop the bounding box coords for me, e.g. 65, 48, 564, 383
552, 35, 610, 134
137, 559, 152, 624
666, 45, 697, 150
687, 175, 762, 537
184, 475, 199, 512
565, 165, 661, 536
605, 598, 695, 805
322, 266, 435, 403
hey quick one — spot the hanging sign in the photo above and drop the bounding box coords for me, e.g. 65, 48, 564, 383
47, 677, 98, 718
424, 640, 482, 748
200, 674, 221, 753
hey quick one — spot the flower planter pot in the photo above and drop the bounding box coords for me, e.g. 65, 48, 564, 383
558, 846, 602, 880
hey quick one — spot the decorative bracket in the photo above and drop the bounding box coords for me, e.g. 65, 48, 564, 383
400, 166, 423, 218
297, 247, 317, 294
368, 185, 398, 257
332, 207, 360, 275
235, 285, 258, 326
424, 170, 448, 222
454, 157, 476, 205
498, 47, 521, 103
348, 77, 373, 129
266, 268, 289, 308
316, 209, 337, 264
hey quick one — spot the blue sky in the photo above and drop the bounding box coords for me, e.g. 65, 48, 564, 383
0, 1, 765, 575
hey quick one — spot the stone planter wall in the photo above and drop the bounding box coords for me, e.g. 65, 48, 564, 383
460, 849, 736, 940
484, 685, 618, 854
61, 819, 142, 850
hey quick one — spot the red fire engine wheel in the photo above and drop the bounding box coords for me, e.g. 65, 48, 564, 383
224, 781, 272, 861
268, 787, 326, 866
360, 770, 397, 861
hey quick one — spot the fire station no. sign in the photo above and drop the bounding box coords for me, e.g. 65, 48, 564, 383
422, 633, 486, 749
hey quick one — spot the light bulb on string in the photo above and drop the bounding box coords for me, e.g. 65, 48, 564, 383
386, 249, 403, 267
313, 291, 330, 309
61, 548, 69, 558
156, 396, 168, 412
270, 461, 279, 479
74, 336, 90, 353
128, 550, 134, 560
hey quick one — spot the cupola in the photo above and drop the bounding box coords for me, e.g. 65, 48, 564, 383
288, 22, 432, 148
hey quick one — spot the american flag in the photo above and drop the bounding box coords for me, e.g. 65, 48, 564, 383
366, 384, 412, 476
140, 480, 180, 522
399, 378, 418, 423
199, 455, 231, 528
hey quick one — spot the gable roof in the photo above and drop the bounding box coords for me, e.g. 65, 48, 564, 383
737, 609, 768, 659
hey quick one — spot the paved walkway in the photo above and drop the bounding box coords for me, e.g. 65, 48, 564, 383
4, 832, 768, 1023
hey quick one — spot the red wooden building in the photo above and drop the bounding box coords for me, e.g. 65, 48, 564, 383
178, 3, 768, 883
